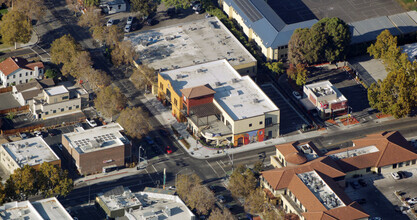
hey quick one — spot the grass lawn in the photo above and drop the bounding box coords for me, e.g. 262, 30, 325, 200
397, 0, 417, 10
0, 8, 7, 15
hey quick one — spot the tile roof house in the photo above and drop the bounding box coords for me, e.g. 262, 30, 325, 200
0, 57, 44, 87
262, 131, 417, 219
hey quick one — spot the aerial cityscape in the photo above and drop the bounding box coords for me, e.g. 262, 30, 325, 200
0, 0, 416, 219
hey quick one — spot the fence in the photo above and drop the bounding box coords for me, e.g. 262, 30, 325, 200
0, 105, 29, 115
0, 87, 12, 93
1, 123, 44, 135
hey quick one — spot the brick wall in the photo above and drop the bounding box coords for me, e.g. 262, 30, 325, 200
78, 145, 125, 175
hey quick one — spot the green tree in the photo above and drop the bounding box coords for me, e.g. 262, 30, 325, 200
84, 0, 99, 6
320, 17, 351, 62
253, 161, 264, 175
295, 64, 308, 86
288, 28, 309, 65
50, 35, 80, 67
208, 208, 235, 220
9, 165, 38, 200
117, 107, 149, 139
0, 180, 5, 204
38, 162, 73, 197
244, 188, 265, 214
367, 29, 402, 71
94, 86, 127, 117
130, 0, 157, 17
44, 69, 58, 79
187, 184, 215, 215
0, 10, 32, 48
265, 62, 284, 75
228, 165, 256, 198
161, 0, 191, 9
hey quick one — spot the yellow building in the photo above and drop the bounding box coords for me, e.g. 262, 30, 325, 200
158, 59, 279, 147
222, 0, 317, 61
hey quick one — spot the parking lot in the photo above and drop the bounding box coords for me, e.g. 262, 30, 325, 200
261, 84, 309, 135
345, 168, 417, 219
307, 67, 376, 122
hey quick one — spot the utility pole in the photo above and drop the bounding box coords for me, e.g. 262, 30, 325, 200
163, 168, 166, 189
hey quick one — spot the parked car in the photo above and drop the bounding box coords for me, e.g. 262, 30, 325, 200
127, 16, 133, 25
86, 118, 97, 127
145, 18, 155, 26
398, 171, 406, 179
165, 146, 173, 154
48, 129, 60, 136
358, 179, 367, 187
350, 181, 360, 189
292, 91, 302, 99
34, 131, 42, 137
216, 195, 225, 203
145, 136, 154, 145
194, 4, 203, 14
168, 186, 175, 190
192, 3, 201, 11
190, 0, 200, 7
20, 133, 28, 139
107, 19, 114, 27
408, 197, 417, 204
124, 24, 131, 33
391, 172, 401, 180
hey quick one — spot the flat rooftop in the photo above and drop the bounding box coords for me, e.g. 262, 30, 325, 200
126, 17, 256, 72
1, 136, 59, 167
63, 123, 128, 154
31, 197, 72, 220
0, 198, 71, 220
160, 59, 278, 120
297, 171, 345, 210
305, 80, 347, 104
44, 85, 68, 96
328, 145, 379, 160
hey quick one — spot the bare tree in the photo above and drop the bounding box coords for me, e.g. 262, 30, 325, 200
78, 7, 104, 28
117, 107, 149, 139
85, 68, 111, 91
208, 208, 235, 220
94, 86, 127, 118
111, 40, 137, 66
187, 184, 216, 215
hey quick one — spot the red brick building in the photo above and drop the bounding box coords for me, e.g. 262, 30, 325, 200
61, 123, 132, 175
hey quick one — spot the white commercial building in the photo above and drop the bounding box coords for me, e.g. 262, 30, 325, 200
12, 78, 55, 106
100, 0, 126, 14
127, 17, 257, 77
96, 186, 195, 220
30, 85, 82, 119
0, 136, 60, 173
158, 59, 279, 147
0, 197, 72, 220
0, 57, 44, 87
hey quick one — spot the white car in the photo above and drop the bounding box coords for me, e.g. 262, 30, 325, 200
127, 16, 133, 25
124, 24, 131, 33
292, 91, 302, 99
408, 197, 417, 204
391, 172, 401, 180
34, 131, 42, 137
107, 19, 114, 27
86, 119, 97, 127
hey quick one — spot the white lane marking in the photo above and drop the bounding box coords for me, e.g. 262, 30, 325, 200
152, 164, 158, 173
206, 160, 220, 178
216, 161, 227, 175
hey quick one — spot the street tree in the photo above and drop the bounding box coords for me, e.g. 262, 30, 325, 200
9, 165, 38, 200
187, 184, 215, 215
175, 173, 202, 201
83, 0, 100, 7
265, 61, 284, 76
106, 25, 123, 48
66, 0, 80, 15
0, 10, 32, 48
228, 165, 256, 198
253, 161, 264, 175
0, 181, 5, 204
13, 0, 46, 21
61, 50, 93, 78
51, 34, 81, 67
78, 7, 105, 28
111, 40, 137, 67
130, 0, 157, 17
162, 0, 191, 9
117, 107, 149, 139
85, 68, 111, 91
208, 208, 235, 220
263, 203, 282, 220
244, 188, 265, 214
38, 162, 73, 197
295, 64, 308, 86
94, 86, 127, 117
130, 65, 156, 90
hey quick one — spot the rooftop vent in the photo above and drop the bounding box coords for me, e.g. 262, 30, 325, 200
215, 81, 221, 87
253, 98, 260, 103
232, 78, 239, 83
176, 74, 183, 79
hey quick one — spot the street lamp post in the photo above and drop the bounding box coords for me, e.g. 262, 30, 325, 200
347, 106, 353, 126
138, 146, 145, 167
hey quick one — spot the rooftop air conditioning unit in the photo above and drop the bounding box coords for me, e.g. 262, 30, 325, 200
253, 98, 260, 103
215, 82, 221, 87
232, 78, 239, 83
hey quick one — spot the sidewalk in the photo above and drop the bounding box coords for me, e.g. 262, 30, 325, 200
73, 166, 144, 187
140, 94, 329, 159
